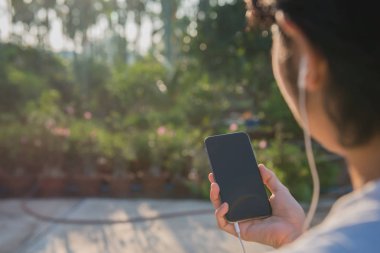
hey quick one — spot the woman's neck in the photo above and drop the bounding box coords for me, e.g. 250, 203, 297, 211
346, 135, 380, 190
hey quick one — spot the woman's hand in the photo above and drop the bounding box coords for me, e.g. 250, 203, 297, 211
209, 164, 305, 248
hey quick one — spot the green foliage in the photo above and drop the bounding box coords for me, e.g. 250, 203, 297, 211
0, 43, 73, 114
261, 82, 301, 136
108, 58, 168, 115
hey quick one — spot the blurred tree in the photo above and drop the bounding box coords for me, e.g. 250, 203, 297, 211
0, 0, 342, 199
126, 0, 147, 53
0, 43, 73, 116
57, 0, 103, 104
10, 0, 37, 43
10, 0, 58, 48
160, 0, 177, 69
181, 1, 300, 135
101, 0, 128, 64
58, 0, 100, 51
107, 57, 167, 119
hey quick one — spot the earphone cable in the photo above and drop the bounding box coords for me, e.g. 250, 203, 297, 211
298, 57, 320, 232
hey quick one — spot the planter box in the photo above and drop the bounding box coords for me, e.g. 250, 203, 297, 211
72, 176, 102, 197
37, 177, 66, 197
142, 176, 167, 198
0, 175, 36, 197
0, 173, 194, 198
170, 182, 191, 198
110, 178, 131, 197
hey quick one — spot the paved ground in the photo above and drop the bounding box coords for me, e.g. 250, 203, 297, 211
0, 198, 275, 253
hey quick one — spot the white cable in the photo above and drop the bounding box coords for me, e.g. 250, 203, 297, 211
298, 57, 320, 232
234, 222, 247, 253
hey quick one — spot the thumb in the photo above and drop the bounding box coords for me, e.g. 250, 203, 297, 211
258, 164, 288, 194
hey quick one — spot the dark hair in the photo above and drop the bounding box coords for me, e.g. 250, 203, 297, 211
248, 0, 380, 146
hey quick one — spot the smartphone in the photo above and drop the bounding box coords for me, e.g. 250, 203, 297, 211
205, 132, 272, 222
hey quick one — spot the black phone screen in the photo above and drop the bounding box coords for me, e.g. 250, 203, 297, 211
205, 132, 272, 222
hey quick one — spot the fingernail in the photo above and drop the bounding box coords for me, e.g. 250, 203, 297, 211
259, 164, 267, 170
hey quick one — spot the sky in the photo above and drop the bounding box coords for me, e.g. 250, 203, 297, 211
0, 1, 10, 41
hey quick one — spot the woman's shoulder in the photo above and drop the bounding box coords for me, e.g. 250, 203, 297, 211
327, 179, 380, 222
273, 180, 380, 253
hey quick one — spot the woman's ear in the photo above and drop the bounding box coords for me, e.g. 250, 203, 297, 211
275, 11, 328, 92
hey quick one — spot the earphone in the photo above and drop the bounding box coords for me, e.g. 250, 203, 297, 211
298, 56, 308, 90
298, 56, 320, 232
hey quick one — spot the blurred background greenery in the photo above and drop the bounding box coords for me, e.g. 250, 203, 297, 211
0, 0, 345, 201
